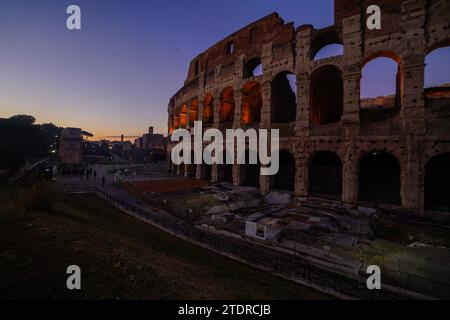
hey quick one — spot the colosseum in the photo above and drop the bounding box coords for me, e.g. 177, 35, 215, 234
167, 0, 450, 218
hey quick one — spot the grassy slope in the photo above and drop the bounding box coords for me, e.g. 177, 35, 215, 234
0, 185, 329, 300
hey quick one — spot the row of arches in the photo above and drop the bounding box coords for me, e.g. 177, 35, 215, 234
307, 151, 401, 204
170, 71, 298, 131
271, 151, 402, 205
173, 150, 450, 213
171, 45, 449, 131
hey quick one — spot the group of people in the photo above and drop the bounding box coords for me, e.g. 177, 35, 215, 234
61, 165, 106, 187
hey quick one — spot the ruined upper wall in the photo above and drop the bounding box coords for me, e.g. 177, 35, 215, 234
185, 13, 294, 83
335, 0, 402, 37
169, 0, 450, 108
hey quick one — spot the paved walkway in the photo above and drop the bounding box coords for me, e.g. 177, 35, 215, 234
56, 163, 138, 192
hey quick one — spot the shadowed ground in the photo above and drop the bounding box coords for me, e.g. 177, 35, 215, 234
0, 184, 330, 300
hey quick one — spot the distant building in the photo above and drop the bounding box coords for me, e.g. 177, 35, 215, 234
111, 140, 133, 152
136, 126, 165, 151
59, 128, 83, 165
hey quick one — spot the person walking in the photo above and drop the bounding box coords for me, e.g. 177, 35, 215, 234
101, 176, 106, 188
93, 171, 97, 180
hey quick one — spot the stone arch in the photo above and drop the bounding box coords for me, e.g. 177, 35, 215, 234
310, 29, 342, 59
426, 39, 450, 56
219, 87, 235, 124
203, 93, 214, 126
242, 81, 262, 125
273, 150, 296, 192
308, 151, 343, 200
360, 51, 403, 122
425, 153, 450, 212
358, 151, 401, 205
314, 44, 344, 60
271, 71, 297, 123
243, 57, 263, 79
310, 65, 343, 125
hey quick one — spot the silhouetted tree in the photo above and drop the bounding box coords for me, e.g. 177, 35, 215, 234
6, 115, 36, 126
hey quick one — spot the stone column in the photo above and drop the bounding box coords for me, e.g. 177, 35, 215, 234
260, 81, 271, 128
401, 136, 421, 214
342, 152, 358, 205
295, 148, 308, 200
295, 75, 310, 137
399, 0, 426, 135
294, 26, 312, 137
233, 89, 243, 129
342, 68, 361, 138
398, 0, 426, 215
198, 97, 204, 124
213, 98, 220, 129
186, 101, 191, 129
400, 60, 426, 134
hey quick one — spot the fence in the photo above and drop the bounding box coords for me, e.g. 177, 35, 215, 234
94, 187, 427, 300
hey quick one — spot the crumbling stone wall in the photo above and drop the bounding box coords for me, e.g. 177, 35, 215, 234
167, 1, 450, 217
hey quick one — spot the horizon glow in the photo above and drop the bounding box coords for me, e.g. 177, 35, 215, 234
0, 0, 449, 141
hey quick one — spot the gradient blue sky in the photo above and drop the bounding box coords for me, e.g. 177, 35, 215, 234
0, 0, 448, 139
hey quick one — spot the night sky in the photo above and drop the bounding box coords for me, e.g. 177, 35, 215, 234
0, 0, 448, 139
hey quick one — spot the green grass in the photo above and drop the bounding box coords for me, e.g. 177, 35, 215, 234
0, 184, 330, 300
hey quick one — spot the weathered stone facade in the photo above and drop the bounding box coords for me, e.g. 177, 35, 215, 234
167, 0, 450, 217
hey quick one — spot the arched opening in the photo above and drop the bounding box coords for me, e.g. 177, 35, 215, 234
309, 151, 342, 200
242, 81, 262, 125
310, 66, 343, 125
310, 30, 342, 60
360, 54, 402, 122
219, 87, 235, 125
243, 57, 263, 79
425, 153, 450, 212
203, 93, 214, 126
273, 150, 295, 191
180, 104, 188, 129
189, 99, 199, 126
425, 46, 450, 104
242, 149, 260, 187
313, 44, 344, 60
359, 152, 401, 205
271, 72, 297, 123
